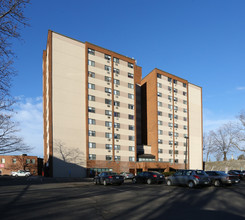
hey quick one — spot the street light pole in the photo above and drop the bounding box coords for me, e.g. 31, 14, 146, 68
184, 136, 188, 169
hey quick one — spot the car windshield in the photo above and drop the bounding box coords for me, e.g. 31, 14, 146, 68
152, 172, 161, 175
195, 170, 206, 175
108, 172, 117, 175
216, 171, 227, 176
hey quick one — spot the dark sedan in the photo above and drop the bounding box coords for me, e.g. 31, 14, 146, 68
132, 171, 165, 184
93, 172, 124, 186
228, 170, 244, 180
206, 171, 240, 186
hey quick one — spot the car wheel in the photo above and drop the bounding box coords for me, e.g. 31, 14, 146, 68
147, 178, 152, 185
132, 178, 137, 184
25, 174, 29, 177
167, 180, 172, 186
103, 180, 107, 186
214, 180, 221, 187
93, 178, 97, 185
15, 174, 18, 177
188, 181, 195, 188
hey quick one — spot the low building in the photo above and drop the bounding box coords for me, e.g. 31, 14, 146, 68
0, 154, 43, 176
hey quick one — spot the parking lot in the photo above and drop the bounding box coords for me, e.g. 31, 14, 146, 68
0, 177, 245, 220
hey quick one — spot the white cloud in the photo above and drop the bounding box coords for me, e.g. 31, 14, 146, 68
12, 97, 43, 158
236, 87, 245, 91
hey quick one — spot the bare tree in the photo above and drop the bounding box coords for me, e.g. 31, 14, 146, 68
232, 111, 245, 152
210, 122, 239, 161
203, 132, 215, 162
0, 0, 31, 154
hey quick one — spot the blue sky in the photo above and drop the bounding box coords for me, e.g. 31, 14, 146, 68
10, 0, 245, 158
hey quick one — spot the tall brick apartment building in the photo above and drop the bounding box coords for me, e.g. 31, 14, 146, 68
43, 30, 202, 177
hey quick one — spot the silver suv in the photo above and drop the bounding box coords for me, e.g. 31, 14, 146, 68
166, 170, 211, 188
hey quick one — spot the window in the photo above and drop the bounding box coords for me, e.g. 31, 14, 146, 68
128, 83, 134, 89
129, 136, 134, 141
158, 149, 163, 153
174, 123, 178, 128
1, 158, 5, 163
88, 95, 95, 101
184, 125, 187, 130
183, 83, 186, 88
158, 139, 163, 144
113, 57, 119, 63
105, 110, 112, 116
169, 150, 173, 154
168, 122, 173, 127
128, 114, 134, 120
88, 118, 96, 125
89, 130, 96, 136
106, 155, 112, 160
88, 48, 95, 55
106, 144, 112, 150
168, 114, 173, 119
157, 73, 162, 78
105, 87, 112, 94
128, 94, 134, 99
105, 99, 112, 105
105, 133, 112, 138
128, 104, 134, 110
105, 54, 111, 60
157, 92, 162, 97
169, 141, 173, 145
174, 97, 178, 102
105, 76, 111, 82
128, 73, 134, 78
173, 79, 177, 84
88, 71, 95, 78
184, 117, 187, 121
183, 100, 187, 104
31, 159, 35, 164
129, 146, 135, 151
89, 142, 96, 148
88, 60, 95, 66
174, 88, 178, 93
12, 158, 16, 163
169, 131, 173, 136
114, 123, 120, 128
129, 125, 134, 130
168, 104, 172, 110
158, 111, 162, 116
174, 106, 178, 111
168, 86, 172, 92
89, 154, 96, 160
183, 108, 187, 113
175, 159, 179, 163
115, 156, 121, 161
158, 130, 163, 135
169, 159, 173, 163
183, 91, 187, 96
159, 158, 163, 162
174, 141, 178, 146
114, 112, 120, 117
129, 156, 135, 162
114, 79, 120, 85
158, 101, 162, 107
158, 120, 163, 125
174, 132, 178, 137
105, 65, 111, 71
26, 159, 30, 164
157, 82, 162, 88
114, 101, 120, 107
168, 77, 172, 82
174, 115, 178, 119
128, 63, 134, 68
114, 145, 120, 150
184, 134, 188, 138
88, 83, 95, 90
114, 90, 120, 95
168, 95, 172, 101
113, 68, 120, 74
105, 121, 112, 127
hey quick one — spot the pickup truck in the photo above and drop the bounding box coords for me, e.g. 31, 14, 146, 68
11, 170, 31, 177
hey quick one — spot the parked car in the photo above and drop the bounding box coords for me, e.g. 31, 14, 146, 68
132, 171, 165, 184
120, 172, 134, 179
93, 172, 124, 186
229, 170, 245, 180
228, 170, 244, 180
166, 170, 210, 188
11, 170, 31, 177
206, 171, 240, 186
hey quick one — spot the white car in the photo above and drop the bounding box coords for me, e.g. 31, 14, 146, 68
12, 170, 31, 177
